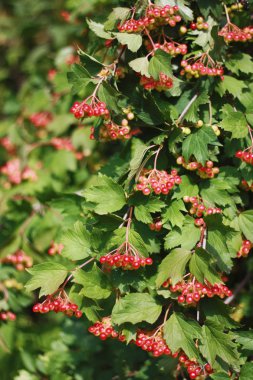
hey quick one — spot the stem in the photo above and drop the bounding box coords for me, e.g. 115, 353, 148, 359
224, 272, 251, 305
176, 94, 198, 125
62, 257, 95, 288
125, 207, 134, 244
208, 101, 213, 126
153, 145, 163, 170
223, 3, 231, 23
144, 28, 156, 50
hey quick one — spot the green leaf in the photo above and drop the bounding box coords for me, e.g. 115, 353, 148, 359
111, 293, 162, 325
132, 195, 166, 224
148, 50, 172, 80
189, 248, 222, 285
83, 174, 126, 215
182, 126, 217, 165
234, 330, 253, 351
162, 199, 186, 228
173, 175, 199, 199
216, 75, 247, 99
87, 19, 112, 39
127, 138, 148, 183
26, 262, 68, 297
104, 7, 130, 30
113, 33, 142, 52
220, 110, 248, 139
129, 57, 150, 77
201, 298, 238, 329
164, 217, 201, 251
78, 50, 103, 76
240, 363, 253, 380
110, 227, 149, 256
205, 215, 234, 272
156, 248, 191, 287
225, 53, 253, 75
163, 312, 202, 359
200, 320, 239, 367
98, 82, 121, 111
67, 64, 94, 94
73, 264, 112, 300
238, 211, 253, 242
184, 91, 209, 123
61, 221, 92, 261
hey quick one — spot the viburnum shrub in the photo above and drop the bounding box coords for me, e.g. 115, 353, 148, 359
5, 0, 251, 378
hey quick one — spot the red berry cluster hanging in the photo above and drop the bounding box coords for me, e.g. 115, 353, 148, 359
190, 17, 209, 31
181, 54, 224, 79
134, 329, 173, 357
183, 196, 222, 219
179, 354, 213, 379
33, 291, 83, 318
118, 5, 181, 33
29, 112, 53, 128
50, 138, 84, 160
176, 157, 220, 179
149, 220, 163, 231
237, 240, 252, 258
70, 100, 110, 120
140, 73, 173, 91
241, 179, 253, 192
235, 150, 253, 165
1, 250, 33, 271
1, 158, 37, 185
163, 276, 232, 304
219, 22, 253, 42
48, 241, 64, 256
100, 242, 153, 270
90, 121, 132, 141
146, 40, 187, 56
0, 311, 16, 322
0, 137, 16, 154
88, 317, 125, 341
135, 168, 181, 195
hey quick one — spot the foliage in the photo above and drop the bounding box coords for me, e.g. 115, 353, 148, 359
1, 0, 253, 379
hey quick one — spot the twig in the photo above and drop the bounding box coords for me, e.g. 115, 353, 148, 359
224, 272, 251, 305
176, 94, 198, 125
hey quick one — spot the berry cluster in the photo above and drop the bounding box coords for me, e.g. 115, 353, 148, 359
135, 330, 172, 357
219, 22, 253, 42
0, 311, 16, 322
181, 55, 224, 79
146, 40, 187, 56
51, 137, 84, 160
70, 100, 110, 120
183, 196, 222, 219
0, 137, 16, 154
163, 277, 232, 304
118, 5, 181, 33
176, 157, 219, 179
140, 73, 173, 91
29, 112, 53, 128
48, 241, 64, 256
235, 150, 253, 165
1, 159, 37, 185
1, 250, 33, 271
149, 220, 163, 232
241, 179, 253, 192
135, 169, 181, 195
100, 242, 153, 270
88, 317, 125, 342
179, 354, 213, 379
237, 240, 252, 258
90, 121, 131, 141
33, 292, 83, 318
189, 17, 209, 31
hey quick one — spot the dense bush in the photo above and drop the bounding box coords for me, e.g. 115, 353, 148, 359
1, 0, 253, 379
